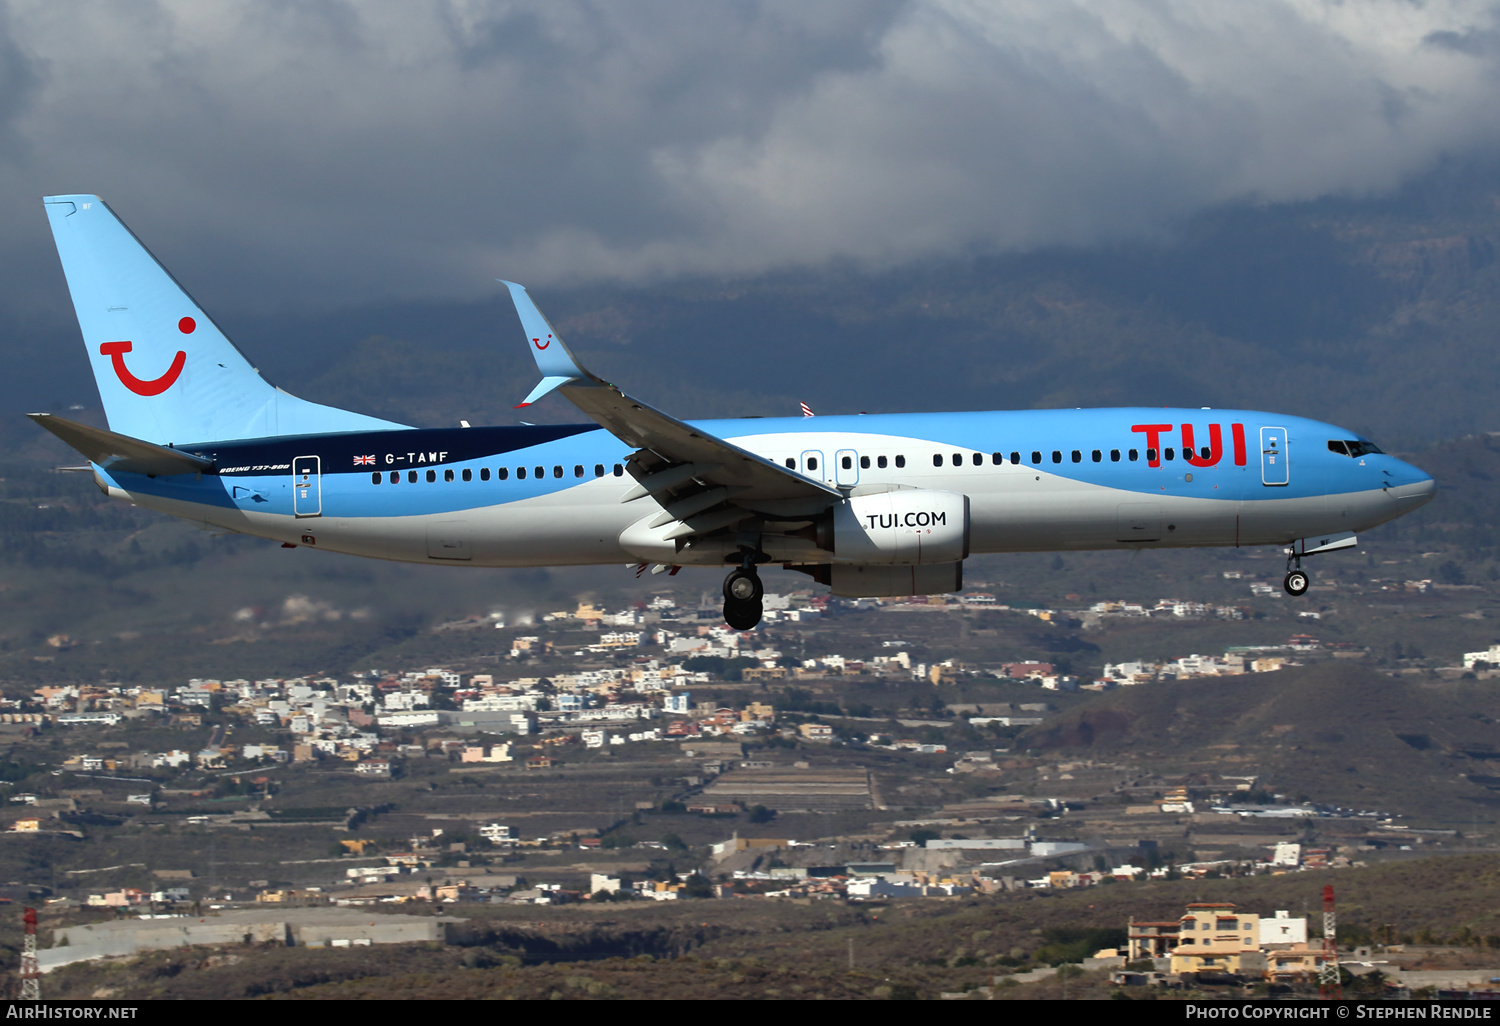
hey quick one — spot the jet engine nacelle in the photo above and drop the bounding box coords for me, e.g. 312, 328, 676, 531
828, 489, 970, 565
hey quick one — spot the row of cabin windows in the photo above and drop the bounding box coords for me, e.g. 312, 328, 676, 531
370, 445, 1229, 485
986, 448, 1212, 465
781, 448, 1211, 473
371, 463, 626, 485
787, 455, 909, 471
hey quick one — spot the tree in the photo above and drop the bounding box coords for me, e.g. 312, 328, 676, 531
748, 805, 775, 824
681, 873, 714, 899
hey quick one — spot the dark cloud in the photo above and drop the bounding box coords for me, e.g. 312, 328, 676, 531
0, 0, 1497, 320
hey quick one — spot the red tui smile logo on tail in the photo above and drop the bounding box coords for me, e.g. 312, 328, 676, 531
98, 317, 194, 396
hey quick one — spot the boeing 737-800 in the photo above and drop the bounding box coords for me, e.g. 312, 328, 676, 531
32, 195, 1436, 629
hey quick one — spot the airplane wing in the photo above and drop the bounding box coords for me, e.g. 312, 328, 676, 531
29, 413, 216, 476
503, 283, 841, 544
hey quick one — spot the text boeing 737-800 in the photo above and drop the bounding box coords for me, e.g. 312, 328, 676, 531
32, 195, 1436, 629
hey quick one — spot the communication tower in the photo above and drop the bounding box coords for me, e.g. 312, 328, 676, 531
1319, 885, 1342, 999
20, 907, 40, 1000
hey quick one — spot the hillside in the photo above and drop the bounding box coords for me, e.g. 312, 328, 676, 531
1022, 662, 1500, 822
25, 853, 1500, 1000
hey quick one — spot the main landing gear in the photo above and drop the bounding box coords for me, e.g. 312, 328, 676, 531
723, 560, 764, 631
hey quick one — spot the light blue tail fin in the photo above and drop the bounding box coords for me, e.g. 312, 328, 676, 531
42, 195, 410, 444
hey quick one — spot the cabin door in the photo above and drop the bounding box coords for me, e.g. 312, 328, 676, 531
293, 456, 322, 518
1260, 427, 1289, 486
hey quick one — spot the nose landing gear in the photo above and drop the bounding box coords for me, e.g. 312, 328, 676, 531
723, 560, 764, 631
1281, 532, 1356, 597
1283, 567, 1309, 596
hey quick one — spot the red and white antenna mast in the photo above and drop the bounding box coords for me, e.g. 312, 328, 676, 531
1319, 885, 1342, 1000
20, 907, 40, 1000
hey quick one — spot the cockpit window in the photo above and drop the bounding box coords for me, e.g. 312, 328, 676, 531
1327, 440, 1348, 456
1329, 439, 1383, 457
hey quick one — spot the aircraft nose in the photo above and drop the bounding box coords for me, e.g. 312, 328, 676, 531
1388, 473, 1435, 508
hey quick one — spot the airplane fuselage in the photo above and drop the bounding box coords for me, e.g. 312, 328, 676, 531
95, 406, 1436, 569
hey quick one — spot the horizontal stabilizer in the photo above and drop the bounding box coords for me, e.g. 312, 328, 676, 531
29, 413, 215, 476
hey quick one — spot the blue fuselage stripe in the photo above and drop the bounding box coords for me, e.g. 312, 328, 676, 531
106, 407, 1430, 519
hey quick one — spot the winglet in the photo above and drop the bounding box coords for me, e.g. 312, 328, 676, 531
516, 375, 578, 409
501, 281, 593, 407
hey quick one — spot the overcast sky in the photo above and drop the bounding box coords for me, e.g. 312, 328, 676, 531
2, 0, 1499, 320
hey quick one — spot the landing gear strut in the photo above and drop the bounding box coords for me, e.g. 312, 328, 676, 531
723, 557, 764, 631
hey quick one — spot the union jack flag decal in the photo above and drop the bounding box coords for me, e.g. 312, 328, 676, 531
353, 454, 376, 466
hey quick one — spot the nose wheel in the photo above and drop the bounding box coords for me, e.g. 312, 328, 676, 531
1283, 569, 1309, 596
723, 566, 764, 630
1283, 546, 1310, 596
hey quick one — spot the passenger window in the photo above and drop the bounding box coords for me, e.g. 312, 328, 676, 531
992, 453, 1003, 465
841, 456, 852, 470
553, 466, 563, 478
371, 472, 381, 485
408, 470, 418, 483
953, 453, 963, 466
1052, 451, 1062, 463
594, 464, 604, 477
1146, 449, 1156, 463
895, 455, 906, 468
1164, 448, 1175, 461
877, 455, 888, 469
574, 465, 584, 478
933, 454, 943, 467
860, 455, 870, 469
1091, 450, 1101, 463
1128, 449, 1138, 462
389, 471, 399, 484
427, 470, 437, 483
785, 458, 795, 468
1110, 450, 1120, 462
806, 457, 818, 471
498, 468, 509, 480
535, 466, 544, 478
613, 464, 624, 476
444, 469, 455, 482
480, 468, 490, 481
1010, 452, 1019, 465
518, 467, 527, 480
972, 453, 982, 466
1071, 450, 1081, 463
1200, 447, 1210, 460
1031, 451, 1041, 464
462, 468, 472, 482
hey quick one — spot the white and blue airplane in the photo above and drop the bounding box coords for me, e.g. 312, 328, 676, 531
33, 195, 1436, 629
